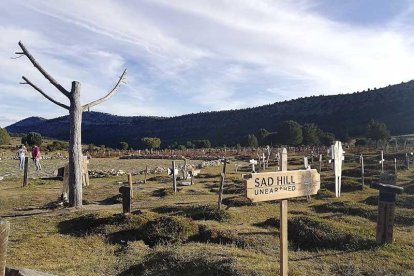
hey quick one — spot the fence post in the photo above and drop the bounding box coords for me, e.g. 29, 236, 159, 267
0, 220, 10, 276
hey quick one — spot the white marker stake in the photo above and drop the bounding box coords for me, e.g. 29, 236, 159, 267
303, 156, 309, 169
360, 154, 365, 189
331, 141, 344, 197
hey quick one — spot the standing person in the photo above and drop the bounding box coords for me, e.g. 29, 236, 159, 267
31, 145, 42, 171
17, 145, 27, 170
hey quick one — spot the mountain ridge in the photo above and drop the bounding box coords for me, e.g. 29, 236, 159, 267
7, 80, 414, 147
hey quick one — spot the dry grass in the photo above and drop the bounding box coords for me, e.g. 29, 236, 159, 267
0, 148, 413, 275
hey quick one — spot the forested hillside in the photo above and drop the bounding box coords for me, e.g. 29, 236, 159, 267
7, 80, 414, 147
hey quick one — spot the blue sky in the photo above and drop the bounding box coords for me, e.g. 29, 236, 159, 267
1, 0, 414, 127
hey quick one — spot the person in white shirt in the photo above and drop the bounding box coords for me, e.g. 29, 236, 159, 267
17, 145, 27, 170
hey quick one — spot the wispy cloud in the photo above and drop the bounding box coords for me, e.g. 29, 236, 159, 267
1, 0, 414, 127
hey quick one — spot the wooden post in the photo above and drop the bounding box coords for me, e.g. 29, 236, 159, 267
381, 151, 384, 173
218, 159, 227, 210
318, 154, 322, 172
371, 175, 403, 244
303, 156, 308, 169
406, 153, 409, 170
172, 161, 177, 193
360, 155, 365, 189
119, 186, 131, 214
144, 165, 148, 184
279, 148, 288, 276
262, 153, 266, 170
0, 221, 10, 276
394, 158, 397, 175
22, 157, 29, 187
128, 173, 133, 198
183, 159, 188, 179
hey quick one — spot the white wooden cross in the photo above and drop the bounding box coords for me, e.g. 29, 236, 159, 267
331, 141, 344, 197
249, 159, 258, 173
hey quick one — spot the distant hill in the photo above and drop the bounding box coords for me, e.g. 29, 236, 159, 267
6, 80, 414, 147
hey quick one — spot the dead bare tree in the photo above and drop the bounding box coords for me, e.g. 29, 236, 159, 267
15, 41, 127, 207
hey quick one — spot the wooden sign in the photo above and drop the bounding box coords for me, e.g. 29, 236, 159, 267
245, 169, 320, 202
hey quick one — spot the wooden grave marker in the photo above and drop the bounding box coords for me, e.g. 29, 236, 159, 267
22, 157, 29, 187
119, 185, 132, 214
371, 173, 403, 244
168, 161, 178, 193
244, 148, 320, 276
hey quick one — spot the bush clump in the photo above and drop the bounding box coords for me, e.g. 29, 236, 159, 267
222, 196, 255, 207
153, 204, 231, 222
197, 225, 247, 248
120, 249, 257, 276
287, 216, 375, 251
141, 216, 198, 246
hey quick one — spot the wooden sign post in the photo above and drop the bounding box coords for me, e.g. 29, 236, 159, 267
331, 141, 344, 197
371, 174, 403, 244
245, 148, 320, 276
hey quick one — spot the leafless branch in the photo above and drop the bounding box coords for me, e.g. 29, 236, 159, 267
11, 54, 25, 59
82, 69, 127, 111
21, 76, 70, 110
18, 41, 70, 97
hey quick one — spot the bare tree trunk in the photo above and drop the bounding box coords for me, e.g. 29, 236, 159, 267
68, 81, 83, 207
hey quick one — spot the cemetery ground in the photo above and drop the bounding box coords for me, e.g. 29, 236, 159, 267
0, 149, 414, 275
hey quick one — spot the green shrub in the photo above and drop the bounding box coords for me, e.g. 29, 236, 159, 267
0, 128, 11, 145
